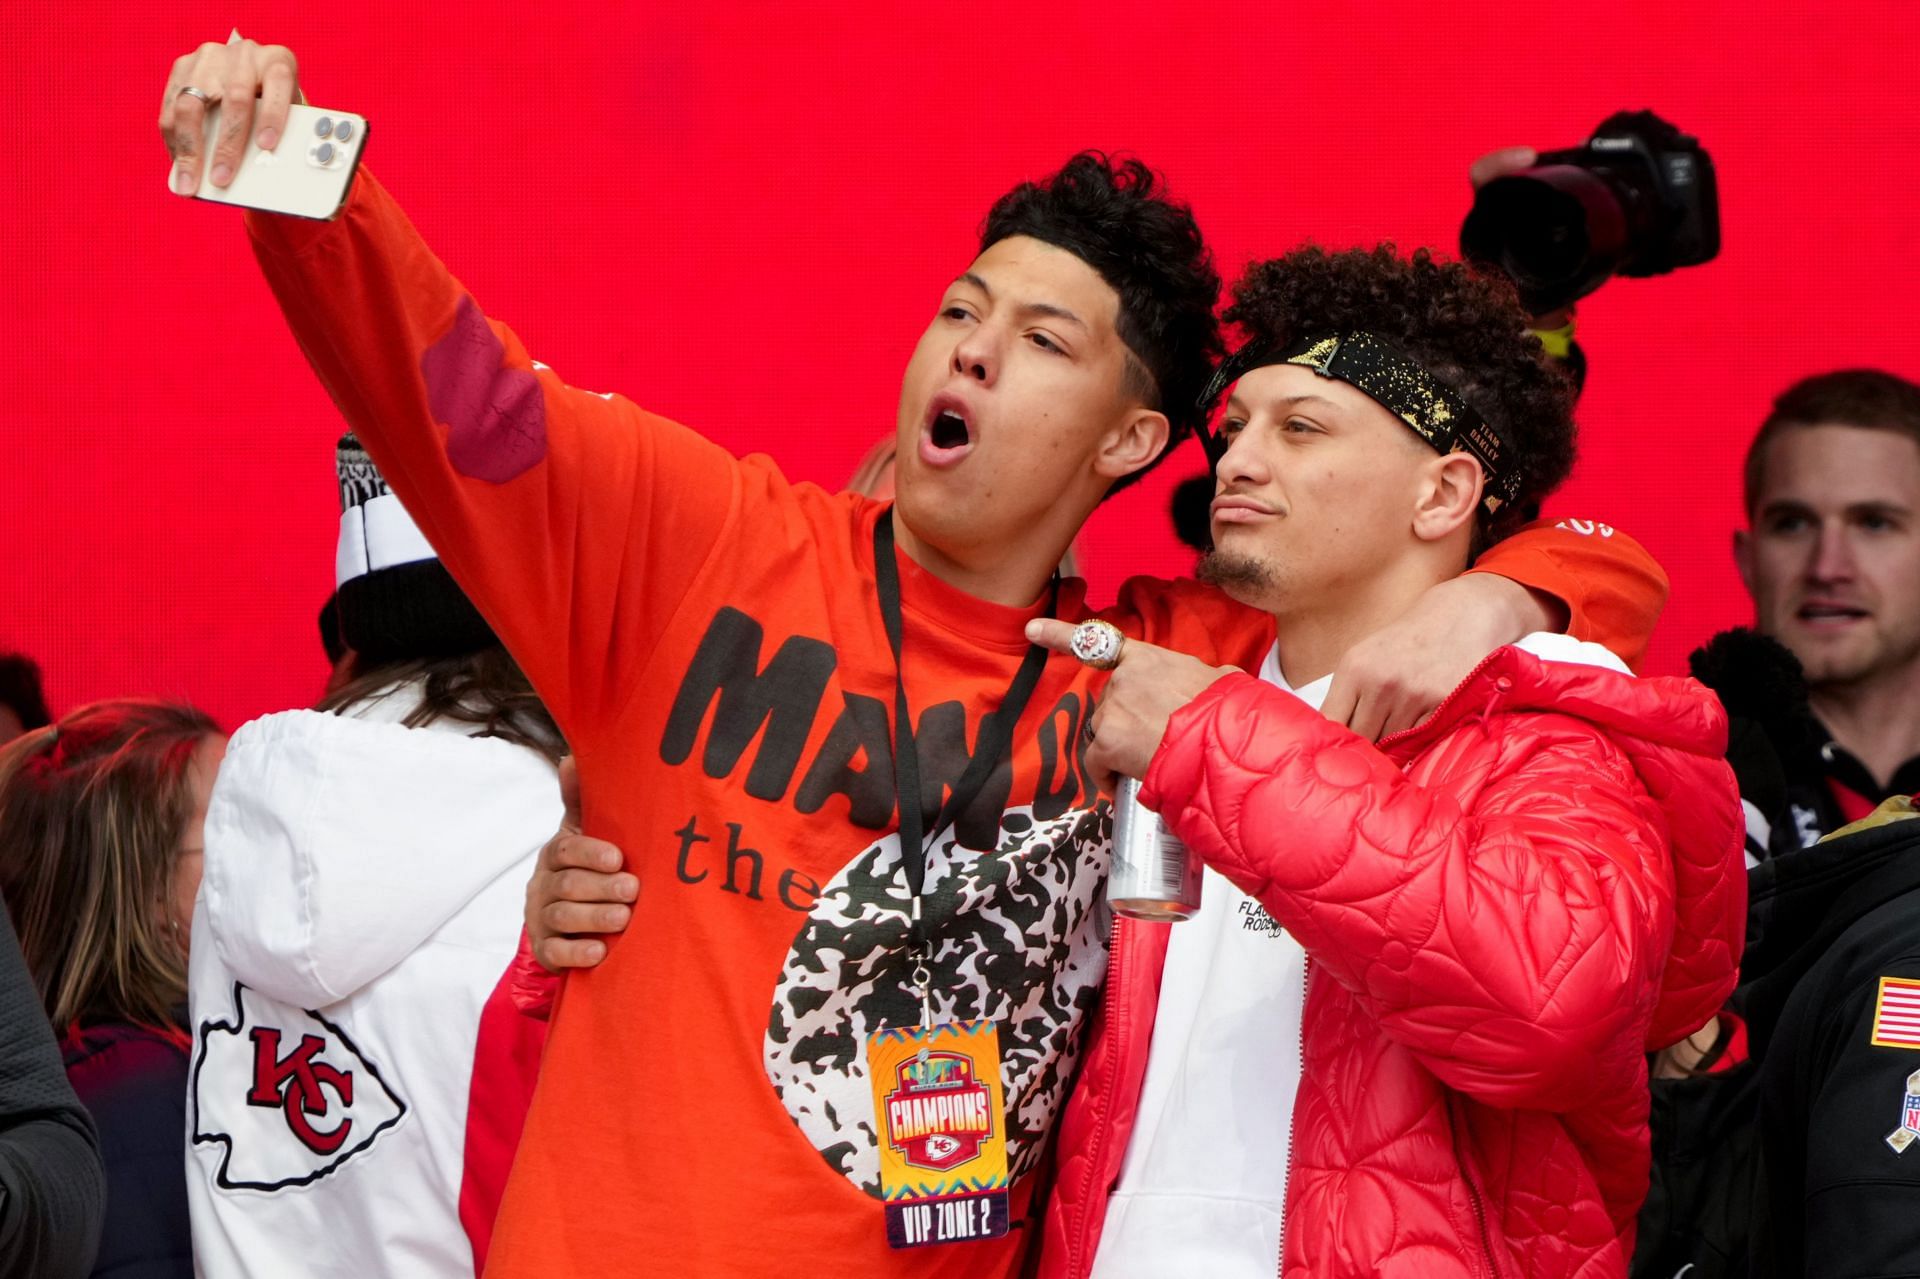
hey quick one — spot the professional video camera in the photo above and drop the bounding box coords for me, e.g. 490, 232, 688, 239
1460, 110, 1720, 316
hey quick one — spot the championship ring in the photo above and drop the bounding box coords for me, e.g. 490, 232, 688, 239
1069, 621, 1126, 671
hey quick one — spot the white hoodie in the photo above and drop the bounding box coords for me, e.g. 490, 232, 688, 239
185, 691, 561, 1278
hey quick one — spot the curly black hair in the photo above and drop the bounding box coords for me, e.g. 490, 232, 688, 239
982, 153, 1222, 495
1221, 245, 1577, 544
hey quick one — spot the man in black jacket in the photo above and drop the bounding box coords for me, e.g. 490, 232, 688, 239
1743, 799, 1920, 1277
0, 901, 104, 1277
1636, 794, 1920, 1279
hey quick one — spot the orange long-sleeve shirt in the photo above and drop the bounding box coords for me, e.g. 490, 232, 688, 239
245, 171, 1667, 1278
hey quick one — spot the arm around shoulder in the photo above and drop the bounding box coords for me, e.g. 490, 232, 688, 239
246, 166, 746, 744
1469, 518, 1668, 671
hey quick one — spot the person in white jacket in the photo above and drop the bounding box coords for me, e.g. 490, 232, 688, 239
186, 436, 564, 1277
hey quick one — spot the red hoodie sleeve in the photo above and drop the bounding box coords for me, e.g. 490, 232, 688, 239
1470, 519, 1668, 672
245, 171, 743, 749
461, 937, 550, 1272
1141, 672, 1678, 1113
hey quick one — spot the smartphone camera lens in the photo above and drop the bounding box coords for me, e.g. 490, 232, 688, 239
314, 116, 333, 139
316, 141, 336, 165
334, 120, 354, 143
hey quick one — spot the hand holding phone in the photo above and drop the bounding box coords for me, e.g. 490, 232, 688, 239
159, 35, 364, 219
175, 101, 367, 220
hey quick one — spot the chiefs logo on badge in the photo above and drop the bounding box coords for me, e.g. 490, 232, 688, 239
191, 983, 407, 1191
882, 1050, 995, 1173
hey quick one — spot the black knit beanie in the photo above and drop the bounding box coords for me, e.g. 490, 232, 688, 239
332, 435, 498, 663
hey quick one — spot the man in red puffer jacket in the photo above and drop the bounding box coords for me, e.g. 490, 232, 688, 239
1028, 246, 1747, 1279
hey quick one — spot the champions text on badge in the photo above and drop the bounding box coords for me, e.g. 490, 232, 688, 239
866, 1019, 1011, 1249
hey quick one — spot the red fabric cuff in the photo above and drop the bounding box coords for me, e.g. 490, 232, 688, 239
506, 930, 560, 1022
244, 163, 380, 256
1703, 1010, 1750, 1074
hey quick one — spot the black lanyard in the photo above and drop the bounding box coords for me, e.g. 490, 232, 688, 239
872, 510, 1055, 965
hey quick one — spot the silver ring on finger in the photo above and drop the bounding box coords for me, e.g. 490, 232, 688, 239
1069, 620, 1126, 671
176, 85, 213, 104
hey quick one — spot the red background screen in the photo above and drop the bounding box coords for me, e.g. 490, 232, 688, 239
10, 2, 1918, 729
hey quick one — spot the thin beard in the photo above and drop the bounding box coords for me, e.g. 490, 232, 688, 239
1197, 550, 1277, 599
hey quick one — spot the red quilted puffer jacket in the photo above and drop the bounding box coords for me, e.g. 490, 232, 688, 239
1038, 646, 1746, 1279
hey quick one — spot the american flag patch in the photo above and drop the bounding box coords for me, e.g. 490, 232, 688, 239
1870, 976, 1920, 1049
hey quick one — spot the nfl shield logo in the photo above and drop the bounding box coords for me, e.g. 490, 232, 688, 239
1893, 1069, 1920, 1153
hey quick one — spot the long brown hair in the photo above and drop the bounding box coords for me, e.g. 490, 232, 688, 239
0, 699, 220, 1033
316, 647, 564, 765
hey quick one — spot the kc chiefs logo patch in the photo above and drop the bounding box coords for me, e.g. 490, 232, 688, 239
191, 983, 407, 1192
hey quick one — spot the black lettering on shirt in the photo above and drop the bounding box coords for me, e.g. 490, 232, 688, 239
795, 692, 895, 828
660, 607, 836, 801
1034, 693, 1084, 822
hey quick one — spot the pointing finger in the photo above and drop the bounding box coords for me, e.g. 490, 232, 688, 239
1024, 618, 1084, 656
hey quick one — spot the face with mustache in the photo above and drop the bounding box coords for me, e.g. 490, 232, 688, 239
1736, 423, 1920, 690
1197, 361, 1480, 624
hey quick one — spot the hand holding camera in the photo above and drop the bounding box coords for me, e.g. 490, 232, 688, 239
1462, 110, 1720, 317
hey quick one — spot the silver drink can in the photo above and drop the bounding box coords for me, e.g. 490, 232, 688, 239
1108, 777, 1202, 920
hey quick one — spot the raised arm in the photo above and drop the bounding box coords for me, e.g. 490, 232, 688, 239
160, 38, 743, 747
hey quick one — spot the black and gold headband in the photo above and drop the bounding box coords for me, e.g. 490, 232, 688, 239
1198, 331, 1522, 513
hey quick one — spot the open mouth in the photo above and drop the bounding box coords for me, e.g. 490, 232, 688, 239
1798, 602, 1869, 625
918, 395, 976, 467
931, 410, 968, 449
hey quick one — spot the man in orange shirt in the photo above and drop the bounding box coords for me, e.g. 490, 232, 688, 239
160, 37, 1665, 1277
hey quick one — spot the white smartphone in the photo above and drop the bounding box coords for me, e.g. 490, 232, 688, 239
175, 100, 368, 220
